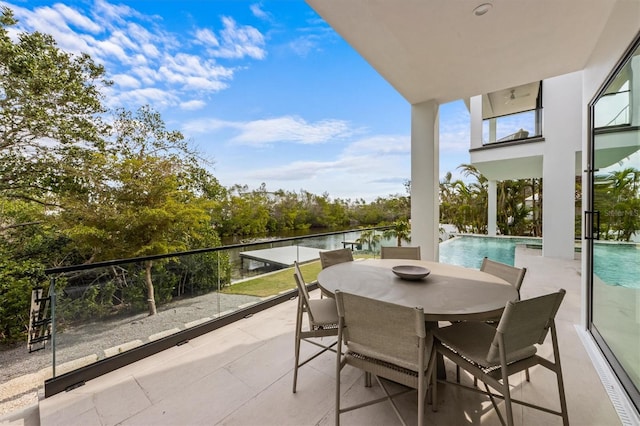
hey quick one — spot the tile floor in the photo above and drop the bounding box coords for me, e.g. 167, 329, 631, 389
4, 247, 625, 425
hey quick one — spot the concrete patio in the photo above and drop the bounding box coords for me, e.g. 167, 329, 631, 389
2, 246, 624, 425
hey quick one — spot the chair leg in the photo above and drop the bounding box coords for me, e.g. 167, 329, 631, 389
418, 376, 424, 426
551, 324, 569, 426
336, 341, 343, 426
499, 366, 515, 426
292, 300, 303, 393
431, 351, 439, 412
525, 367, 530, 382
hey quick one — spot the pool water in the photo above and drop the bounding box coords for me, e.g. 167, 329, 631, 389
594, 242, 640, 289
440, 236, 639, 289
439, 235, 541, 269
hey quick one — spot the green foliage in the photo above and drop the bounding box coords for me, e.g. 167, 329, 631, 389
382, 219, 411, 246
0, 7, 110, 205
0, 255, 45, 342
356, 229, 382, 252
594, 168, 640, 241
439, 164, 543, 236
56, 281, 117, 325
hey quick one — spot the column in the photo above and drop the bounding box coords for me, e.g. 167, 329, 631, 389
411, 100, 439, 261
542, 73, 580, 259
487, 180, 497, 236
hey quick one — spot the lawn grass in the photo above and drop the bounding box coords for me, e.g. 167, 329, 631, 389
221, 261, 324, 297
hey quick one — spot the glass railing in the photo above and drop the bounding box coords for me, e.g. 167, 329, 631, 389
594, 90, 631, 127
37, 226, 394, 395
482, 108, 541, 145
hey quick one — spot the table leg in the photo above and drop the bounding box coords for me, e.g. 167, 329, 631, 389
426, 321, 446, 380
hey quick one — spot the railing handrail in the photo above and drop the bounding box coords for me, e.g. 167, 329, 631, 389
44, 225, 392, 274
482, 106, 541, 122
604, 103, 630, 127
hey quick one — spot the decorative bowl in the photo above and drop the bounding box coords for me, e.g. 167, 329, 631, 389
391, 265, 430, 281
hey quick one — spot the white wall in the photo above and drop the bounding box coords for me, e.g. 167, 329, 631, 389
470, 96, 483, 150
410, 101, 439, 261
542, 72, 582, 259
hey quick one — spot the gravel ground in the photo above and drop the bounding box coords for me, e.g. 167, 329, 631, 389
0, 291, 263, 416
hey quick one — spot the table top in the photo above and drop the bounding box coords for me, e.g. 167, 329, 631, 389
317, 259, 518, 321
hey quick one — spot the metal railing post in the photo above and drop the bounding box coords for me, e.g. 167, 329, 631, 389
50, 276, 56, 378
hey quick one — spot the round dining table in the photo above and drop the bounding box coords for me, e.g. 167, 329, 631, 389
317, 258, 518, 322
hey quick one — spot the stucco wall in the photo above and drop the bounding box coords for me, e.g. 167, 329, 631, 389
542, 72, 582, 259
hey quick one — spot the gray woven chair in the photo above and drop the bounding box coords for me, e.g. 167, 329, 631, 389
481, 257, 527, 300
292, 261, 339, 393
319, 248, 354, 269
380, 246, 421, 260
455, 256, 529, 385
334, 291, 436, 426
434, 290, 569, 426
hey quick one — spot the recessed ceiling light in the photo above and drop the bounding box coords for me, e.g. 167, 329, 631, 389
473, 3, 492, 16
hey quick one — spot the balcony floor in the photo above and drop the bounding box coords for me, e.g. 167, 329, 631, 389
11, 247, 625, 425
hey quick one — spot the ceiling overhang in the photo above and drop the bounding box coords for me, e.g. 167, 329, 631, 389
306, 0, 620, 104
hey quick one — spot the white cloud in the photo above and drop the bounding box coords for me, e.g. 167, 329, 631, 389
344, 135, 409, 156
92, 0, 138, 27
113, 88, 178, 108
112, 74, 140, 89
194, 28, 220, 47
183, 115, 355, 146
180, 100, 206, 111
250, 159, 339, 180
240, 134, 411, 200
7, 0, 267, 110
208, 16, 266, 60
250, 3, 271, 21
53, 3, 102, 33
288, 36, 316, 57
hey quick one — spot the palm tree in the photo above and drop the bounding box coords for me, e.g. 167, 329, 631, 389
382, 219, 411, 246
356, 229, 381, 252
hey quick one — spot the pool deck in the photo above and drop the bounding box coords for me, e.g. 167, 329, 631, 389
1, 245, 630, 426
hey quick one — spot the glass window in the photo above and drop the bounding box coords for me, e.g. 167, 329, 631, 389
482, 81, 542, 144
590, 37, 640, 409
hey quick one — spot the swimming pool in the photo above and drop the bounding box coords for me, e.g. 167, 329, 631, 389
594, 241, 640, 289
439, 235, 541, 269
440, 235, 639, 289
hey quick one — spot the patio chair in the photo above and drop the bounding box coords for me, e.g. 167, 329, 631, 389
292, 261, 339, 393
481, 257, 527, 300
459, 256, 529, 385
433, 289, 569, 426
334, 290, 436, 426
319, 248, 354, 269
380, 246, 421, 260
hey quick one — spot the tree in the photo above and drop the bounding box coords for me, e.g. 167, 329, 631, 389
58, 106, 220, 315
383, 219, 411, 246
356, 229, 381, 252
0, 7, 111, 206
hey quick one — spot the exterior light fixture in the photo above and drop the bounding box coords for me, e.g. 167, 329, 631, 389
473, 3, 492, 16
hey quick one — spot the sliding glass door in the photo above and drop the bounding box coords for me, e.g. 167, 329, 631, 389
590, 36, 640, 409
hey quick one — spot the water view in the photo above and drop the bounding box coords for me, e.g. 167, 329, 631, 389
594, 241, 640, 289
439, 235, 541, 269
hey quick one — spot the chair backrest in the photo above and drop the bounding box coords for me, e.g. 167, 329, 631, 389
319, 248, 354, 269
293, 261, 315, 322
487, 289, 565, 363
481, 257, 527, 293
335, 290, 426, 370
380, 246, 421, 260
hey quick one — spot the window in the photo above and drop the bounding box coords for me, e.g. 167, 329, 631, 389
482, 81, 542, 144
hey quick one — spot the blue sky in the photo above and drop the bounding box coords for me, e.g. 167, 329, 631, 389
4, 0, 471, 201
